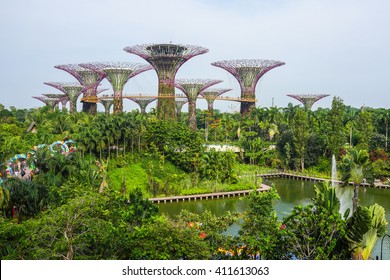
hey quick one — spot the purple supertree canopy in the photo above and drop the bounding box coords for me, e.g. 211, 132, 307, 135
201, 88, 232, 99
80, 62, 152, 113
287, 94, 330, 110
129, 97, 157, 114
211, 59, 285, 92
124, 43, 209, 58
54, 64, 106, 86
43, 82, 85, 94
174, 78, 222, 131
44, 82, 85, 113
123, 44, 208, 82
211, 59, 285, 116
32, 96, 59, 109
42, 93, 67, 99
174, 79, 223, 100
124, 43, 208, 120
80, 62, 152, 76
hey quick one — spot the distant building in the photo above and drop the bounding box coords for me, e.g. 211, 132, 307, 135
204, 144, 243, 153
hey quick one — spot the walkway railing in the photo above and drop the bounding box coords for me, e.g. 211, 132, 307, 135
256, 171, 389, 189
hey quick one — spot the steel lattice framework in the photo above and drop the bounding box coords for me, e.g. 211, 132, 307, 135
80, 62, 152, 114
201, 88, 232, 116
174, 78, 222, 131
123, 43, 209, 120
32, 96, 60, 110
211, 59, 285, 116
287, 94, 330, 110
55, 64, 107, 114
42, 93, 69, 111
44, 82, 84, 113
129, 97, 157, 114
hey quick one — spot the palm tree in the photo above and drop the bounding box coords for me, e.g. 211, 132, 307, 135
375, 108, 389, 151
350, 166, 364, 212
345, 203, 387, 259
341, 149, 370, 213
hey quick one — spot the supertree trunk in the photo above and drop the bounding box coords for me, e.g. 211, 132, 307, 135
157, 82, 176, 120
207, 100, 214, 116
187, 98, 197, 131
113, 90, 123, 113
68, 98, 77, 113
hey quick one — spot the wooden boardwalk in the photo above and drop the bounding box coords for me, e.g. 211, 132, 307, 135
258, 172, 390, 189
149, 184, 271, 204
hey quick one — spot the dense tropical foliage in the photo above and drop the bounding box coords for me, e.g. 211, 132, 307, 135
0, 98, 388, 259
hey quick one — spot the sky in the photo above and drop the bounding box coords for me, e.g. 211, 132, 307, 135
1, 0, 389, 113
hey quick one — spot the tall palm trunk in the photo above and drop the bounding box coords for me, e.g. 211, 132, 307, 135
116, 139, 119, 157
123, 135, 126, 157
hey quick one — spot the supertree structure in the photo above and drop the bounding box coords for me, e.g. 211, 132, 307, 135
42, 93, 69, 111
32, 96, 59, 111
80, 62, 152, 114
99, 99, 114, 115
174, 79, 222, 131
286, 94, 330, 110
129, 97, 157, 114
175, 99, 188, 120
201, 88, 232, 116
44, 82, 84, 113
123, 43, 209, 120
211, 59, 285, 116
54, 64, 107, 115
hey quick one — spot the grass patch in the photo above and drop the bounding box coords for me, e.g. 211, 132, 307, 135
108, 159, 266, 198
108, 162, 149, 196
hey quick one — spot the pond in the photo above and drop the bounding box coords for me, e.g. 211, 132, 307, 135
158, 178, 390, 260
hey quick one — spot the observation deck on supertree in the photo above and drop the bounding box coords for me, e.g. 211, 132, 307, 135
174, 79, 222, 131
54, 64, 107, 115
123, 43, 209, 120
129, 97, 157, 114
286, 94, 330, 110
32, 96, 60, 111
211, 59, 285, 116
44, 82, 84, 113
42, 93, 69, 111
201, 88, 232, 116
99, 99, 114, 115
80, 62, 152, 114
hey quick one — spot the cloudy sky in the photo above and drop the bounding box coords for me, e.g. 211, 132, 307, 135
1, 0, 389, 112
